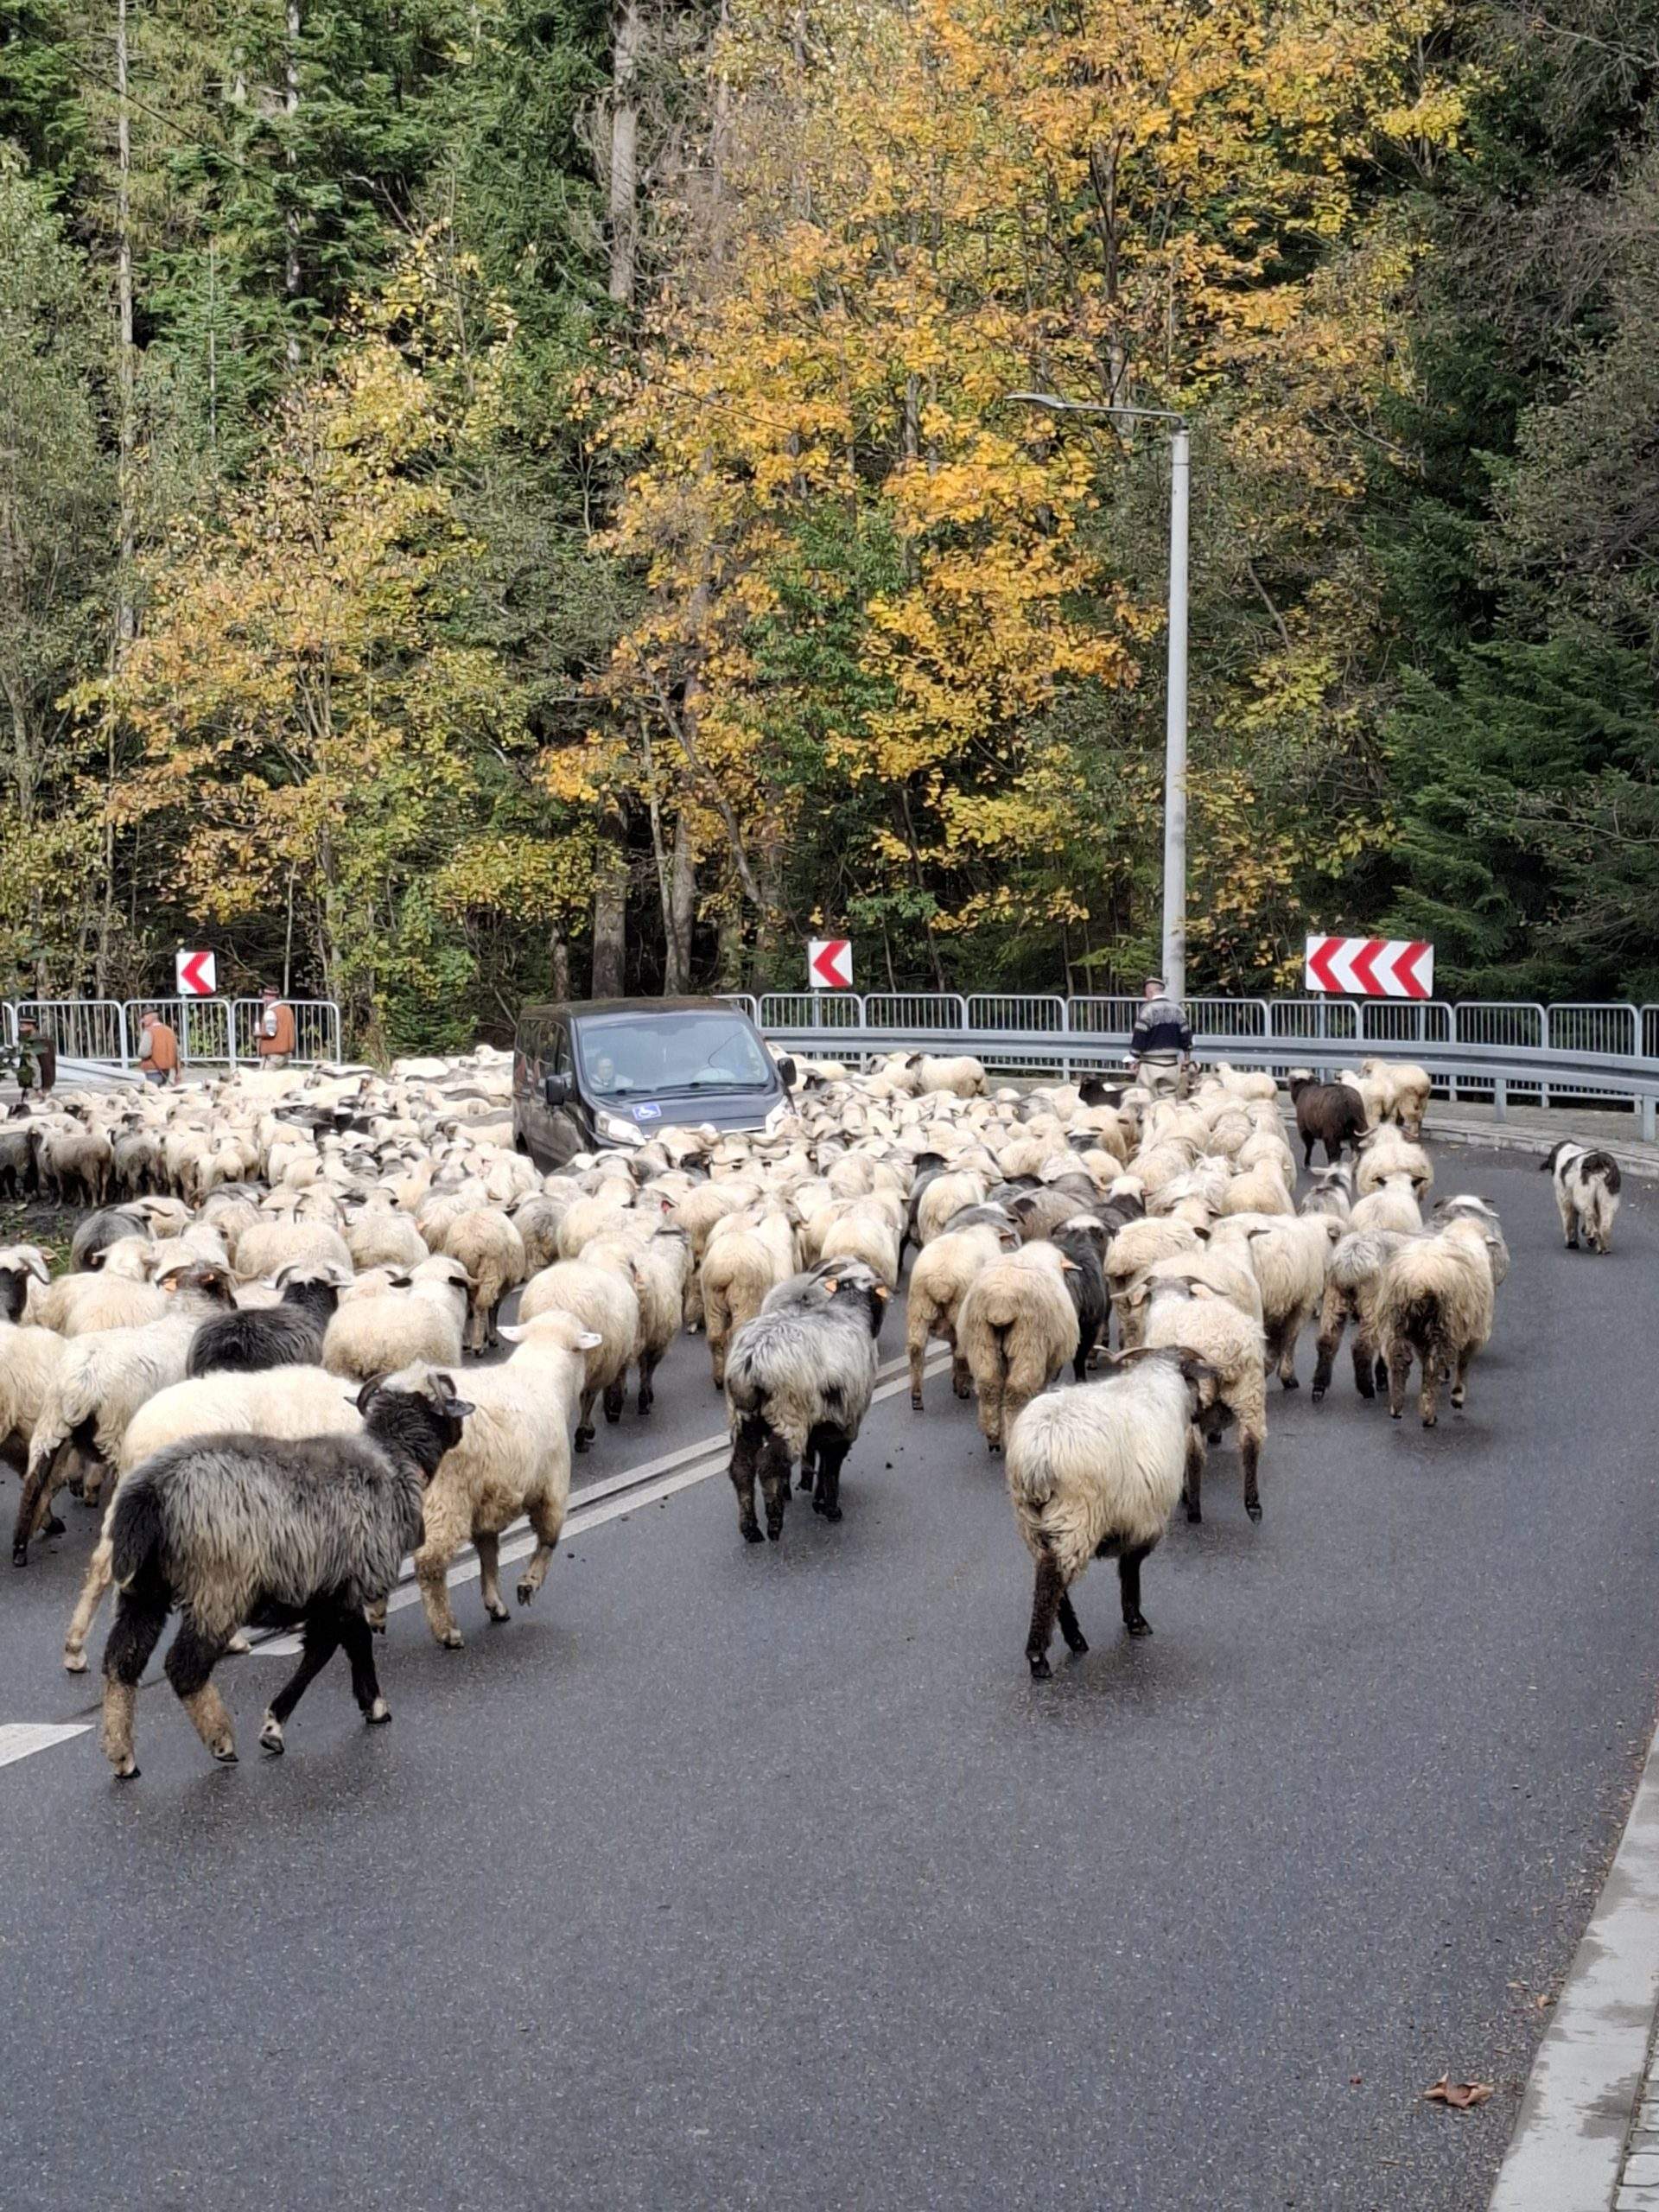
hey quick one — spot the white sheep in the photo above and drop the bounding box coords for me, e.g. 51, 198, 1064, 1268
583, 1224, 690, 1414
957, 1242, 1081, 1454
1212, 1211, 1341, 1389
1007, 1350, 1219, 1675
906, 1219, 1018, 1409
411, 1309, 601, 1646
518, 1258, 639, 1448
1356, 1125, 1433, 1201
13, 1264, 238, 1560
1350, 1173, 1421, 1236
441, 1206, 528, 1353
701, 1210, 798, 1390
1376, 1215, 1496, 1426
1135, 1277, 1268, 1522
321, 1254, 472, 1381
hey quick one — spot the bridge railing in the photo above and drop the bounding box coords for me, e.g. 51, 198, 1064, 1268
757, 993, 1659, 1141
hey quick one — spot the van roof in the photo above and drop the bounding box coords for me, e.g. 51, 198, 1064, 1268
517, 998, 746, 1023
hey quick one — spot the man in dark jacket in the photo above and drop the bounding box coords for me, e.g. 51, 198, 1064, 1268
1128, 977, 1192, 1098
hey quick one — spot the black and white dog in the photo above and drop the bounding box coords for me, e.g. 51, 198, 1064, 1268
1541, 1140, 1623, 1255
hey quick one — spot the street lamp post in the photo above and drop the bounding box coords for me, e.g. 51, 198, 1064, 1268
1003, 392, 1191, 1005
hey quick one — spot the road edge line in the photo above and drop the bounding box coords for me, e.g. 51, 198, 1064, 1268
1489, 1710, 1659, 2210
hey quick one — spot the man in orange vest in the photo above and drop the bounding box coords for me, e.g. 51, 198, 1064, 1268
137, 1009, 180, 1086
257, 988, 297, 1066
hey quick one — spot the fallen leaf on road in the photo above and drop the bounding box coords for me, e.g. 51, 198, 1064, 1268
1424, 2076, 1493, 2110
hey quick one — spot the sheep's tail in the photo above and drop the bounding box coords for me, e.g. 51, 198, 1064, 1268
108, 1477, 165, 1592
1398, 1291, 1443, 1359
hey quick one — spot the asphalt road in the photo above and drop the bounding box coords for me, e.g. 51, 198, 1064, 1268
2, 1148, 1655, 2212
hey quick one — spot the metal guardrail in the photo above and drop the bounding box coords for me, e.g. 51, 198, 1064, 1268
763, 999, 1659, 1142
3, 996, 342, 1076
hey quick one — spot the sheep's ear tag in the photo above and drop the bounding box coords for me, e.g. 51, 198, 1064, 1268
874, 1285, 890, 1301
577, 1330, 603, 1351
822, 1276, 839, 1294
498, 1323, 524, 1343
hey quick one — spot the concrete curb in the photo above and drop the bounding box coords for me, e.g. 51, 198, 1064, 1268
1489, 1726, 1659, 2210
1428, 1119, 1659, 1184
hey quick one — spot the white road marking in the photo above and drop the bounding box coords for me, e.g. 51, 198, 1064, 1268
251, 1347, 945, 1651
0, 1723, 92, 1770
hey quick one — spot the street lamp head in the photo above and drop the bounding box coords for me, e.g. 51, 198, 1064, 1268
1000, 389, 1187, 427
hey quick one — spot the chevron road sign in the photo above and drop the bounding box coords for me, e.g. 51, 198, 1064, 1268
807, 938, 854, 990
1304, 935, 1433, 1000
176, 949, 217, 996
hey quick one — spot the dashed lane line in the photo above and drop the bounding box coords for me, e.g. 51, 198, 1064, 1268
0, 1723, 92, 1770
252, 1347, 947, 1652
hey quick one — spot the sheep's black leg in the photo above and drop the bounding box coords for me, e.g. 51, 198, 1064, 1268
808, 1425, 849, 1523
339, 1610, 390, 1723
1026, 1552, 1064, 1679
1302, 1136, 1314, 1170
260, 1611, 342, 1752
11, 1442, 70, 1566
1057, 1590, 1089, 1656
602, 1377, 625, 1425
1351, 1327, 1376, 1399
1182, 1427, 1205, 1524
758, 1431, 793, 1541
1387, 1349, 1410, 1421
164, 1615, 238, 1764
1242, 1433, 1263, 1521
575, 1387, 597, 1453
101, 1574, 169, 1778
729, 1415, 765, 1545
1119, 1545, 1153, 1636
637, 1349, 660, 1418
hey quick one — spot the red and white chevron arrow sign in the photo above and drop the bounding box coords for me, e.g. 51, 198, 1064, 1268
807, 938, 853, 990
1304, 935, 1433, 1000
175, 948, 217, 997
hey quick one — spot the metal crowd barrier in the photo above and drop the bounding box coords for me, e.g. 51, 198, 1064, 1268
3, 996, 343, 1076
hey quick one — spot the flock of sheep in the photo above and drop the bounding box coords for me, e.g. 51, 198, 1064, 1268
0, 1039, 1624, 1770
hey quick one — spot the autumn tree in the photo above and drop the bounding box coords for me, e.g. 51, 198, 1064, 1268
603, 0, 1456, 990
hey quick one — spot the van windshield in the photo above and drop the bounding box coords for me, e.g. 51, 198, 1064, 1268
572, 1012, 776, 1099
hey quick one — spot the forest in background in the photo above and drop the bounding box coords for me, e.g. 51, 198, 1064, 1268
1, 0, 1656, 1053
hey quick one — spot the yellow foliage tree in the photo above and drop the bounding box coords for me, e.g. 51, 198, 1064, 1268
100, 232, 589, 1047
603, 0, 1456, 982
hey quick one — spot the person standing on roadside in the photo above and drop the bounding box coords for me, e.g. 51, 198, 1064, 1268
137, 1007, 180, 1087
257, 987, 297, 1067
1128, 976, 1192, 1099
16, 1017, 55, 1096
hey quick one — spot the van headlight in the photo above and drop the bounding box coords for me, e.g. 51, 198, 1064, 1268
596, 1110, 645, 1147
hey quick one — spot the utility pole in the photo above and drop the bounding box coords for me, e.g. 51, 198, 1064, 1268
1003, 392, 1191, 1003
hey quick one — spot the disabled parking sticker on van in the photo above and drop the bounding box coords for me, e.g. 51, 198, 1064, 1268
632, 1103, 663, 1122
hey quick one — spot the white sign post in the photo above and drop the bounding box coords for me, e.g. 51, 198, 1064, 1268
176, 949, 217, 997
807, 939, 853, 991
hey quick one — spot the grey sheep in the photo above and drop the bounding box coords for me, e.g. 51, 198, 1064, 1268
723, 1259, 890, 1542
100, 1363, 474, 1777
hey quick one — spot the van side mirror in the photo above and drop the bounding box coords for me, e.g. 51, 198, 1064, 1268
543, 1073, 572, 1108
778, 1056, 798, 1091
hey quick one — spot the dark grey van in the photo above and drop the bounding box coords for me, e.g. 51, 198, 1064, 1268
512, 998, 794, 1168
